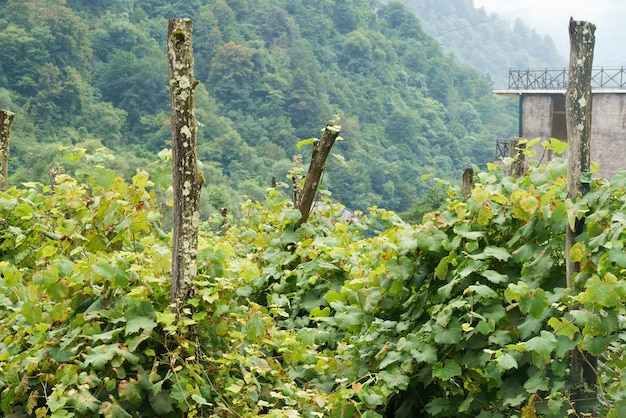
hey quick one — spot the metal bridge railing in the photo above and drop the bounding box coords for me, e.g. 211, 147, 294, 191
509, 67, 626, 90
495, 139, 509, 160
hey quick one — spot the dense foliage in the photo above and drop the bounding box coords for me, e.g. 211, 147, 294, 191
402, 0, 566, 87
2, 142, 626, 417
0, 0, 537, 215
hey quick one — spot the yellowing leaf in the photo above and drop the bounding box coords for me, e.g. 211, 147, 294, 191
584, 274, 625, 307
191, 394, 211, 405
310, 306, 331, 317
472, 186, 490, 202
519, 196, 538, 215
226, 383, 242, 394
542, 137, 568, 154
296, 137, 315, 149
547, 317, 579, 340
477, 203, 493, 225
491, 194, 509, 205
568, 242, 585, 263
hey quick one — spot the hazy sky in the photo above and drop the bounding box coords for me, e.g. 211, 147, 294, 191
473, 0, 626, 67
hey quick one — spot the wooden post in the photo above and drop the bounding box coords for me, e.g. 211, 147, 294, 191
462, 168, 473, 201
290, 154, 303, 207
0, 110, 15, 192
295, 123, 341, 228
167, 18, 202, 305
565, 18, 596, 414
221, 207, 229, 234
508, 137, 526, 178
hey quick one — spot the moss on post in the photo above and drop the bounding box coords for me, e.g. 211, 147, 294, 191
167, 18, 201, 306
0, 110, 15, 192
565, 18, 597, 415
290, 154, 303, 207
565, 18, 595, 290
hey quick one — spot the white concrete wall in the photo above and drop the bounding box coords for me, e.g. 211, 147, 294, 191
591, 93, 626, 178
522, 95, 552, 142
519, 92, 626, 178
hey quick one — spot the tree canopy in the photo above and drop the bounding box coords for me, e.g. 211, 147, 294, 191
403, 0, 566, 87
0, 0, 533, 215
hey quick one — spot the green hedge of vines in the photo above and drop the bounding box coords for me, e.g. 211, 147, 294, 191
1, 142, 626, 417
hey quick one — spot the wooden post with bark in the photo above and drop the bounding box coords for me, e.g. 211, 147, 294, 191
167, 18, 202, 305
295, 123, 341, 228
565, 18, 596, 414
290, 154, 303, 207
462, 168, 473, 201
508, 137, 526, 178
0, 110, 15, 192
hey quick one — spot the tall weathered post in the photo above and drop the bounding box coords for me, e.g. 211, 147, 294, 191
295, 123, 341, 229
0, 110, 15, 192
565, 17, 596, 414
167, 18, 202, 305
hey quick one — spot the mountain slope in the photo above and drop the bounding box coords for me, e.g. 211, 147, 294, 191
1, 0, 518, 214
401, 0, 566, 87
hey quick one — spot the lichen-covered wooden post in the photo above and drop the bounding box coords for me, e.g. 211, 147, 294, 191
0, 110, 15, 191
565, 17, 596, 415
167, 19, 202, 305
565, 19, 595, 285
290, 154, 303, 206
295, 123, 341, 229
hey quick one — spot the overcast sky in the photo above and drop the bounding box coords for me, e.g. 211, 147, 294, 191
473, 0, 626, 67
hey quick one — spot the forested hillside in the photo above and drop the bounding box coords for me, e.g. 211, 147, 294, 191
402, 0, 566, 87
0, 0, 519, 215
5, 2, 626, 417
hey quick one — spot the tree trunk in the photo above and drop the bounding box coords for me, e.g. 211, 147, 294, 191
295, 123, 341, 228
0, 110, 15, 192
462, 168, 473, 201
168, 18, 202, 306
508, 137, 526, 178
565, 19, 595, 284
565, 18, 596, 415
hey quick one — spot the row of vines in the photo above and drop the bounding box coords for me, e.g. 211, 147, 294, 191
1, 142, 626, 417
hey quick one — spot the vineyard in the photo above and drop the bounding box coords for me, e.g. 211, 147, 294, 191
1, 140, 626, 417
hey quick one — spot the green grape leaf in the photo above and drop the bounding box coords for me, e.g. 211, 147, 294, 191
495, 353, 518, 371
524, 331, 557, 359
125, 300, 157, 335
432, 360, 462, 380
481, 269, 509, 284
524, 369, 549, 393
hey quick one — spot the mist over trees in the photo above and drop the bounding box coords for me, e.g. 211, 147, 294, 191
401, 0, 566, 87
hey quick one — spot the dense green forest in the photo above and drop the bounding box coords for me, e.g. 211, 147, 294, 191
402, 0, 566, 87
0, 0, 529, 217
